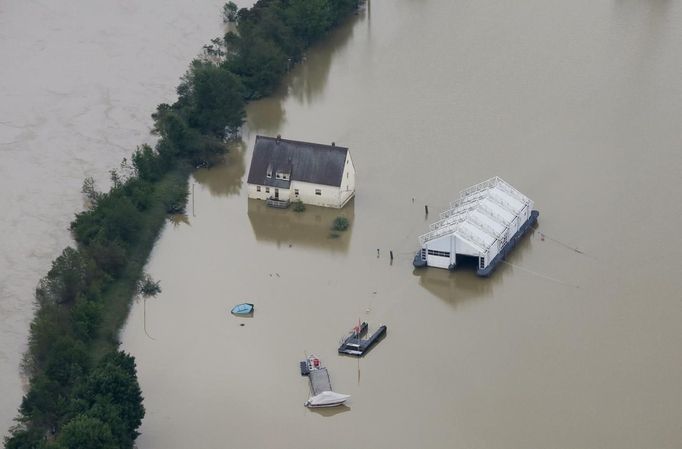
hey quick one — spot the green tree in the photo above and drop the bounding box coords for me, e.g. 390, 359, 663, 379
228, 35, 288, 98
43, 337, 90, 386
287, 0, 332, 45
71, 298, 103, 341
222, 1, 238, 22
18, 374, 66, 430
132, 145, 163, 182
185, 62, 245, 136
55, 415, 117, 449
36, 247, 87, 305
78, 352, 145, 445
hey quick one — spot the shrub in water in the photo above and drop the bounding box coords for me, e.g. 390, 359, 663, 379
293, 201, 306, 213
332, 216, 349, 232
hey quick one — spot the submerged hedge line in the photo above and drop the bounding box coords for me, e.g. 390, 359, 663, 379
5, 1, 360, 447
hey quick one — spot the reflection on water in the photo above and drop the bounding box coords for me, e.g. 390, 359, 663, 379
307, 404, 351, 417
247, 198, 354, 252
413, 267, 493, 306
289, 12, 363, 105
246, 11, 365, 134
193, 141, 246, 197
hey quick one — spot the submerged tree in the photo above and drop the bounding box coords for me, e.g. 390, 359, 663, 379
138, 273, 161, 297
222, 1, 238, 23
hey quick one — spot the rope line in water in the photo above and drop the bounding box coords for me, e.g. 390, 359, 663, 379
501, 260, 579, 289
535, 230, 602, 262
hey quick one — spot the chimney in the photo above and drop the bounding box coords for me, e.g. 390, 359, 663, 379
276, 134, 281, 144
331, 142, 335, 147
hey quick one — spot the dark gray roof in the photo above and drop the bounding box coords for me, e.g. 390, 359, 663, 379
247, 136, 349, 188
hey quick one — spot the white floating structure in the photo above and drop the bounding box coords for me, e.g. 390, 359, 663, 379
414, 177, 539, 276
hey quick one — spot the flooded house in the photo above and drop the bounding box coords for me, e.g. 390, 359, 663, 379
414, 177, 539, 276
246, 135, 356, 208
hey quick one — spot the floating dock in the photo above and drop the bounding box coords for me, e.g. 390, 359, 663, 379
308, 369, 332, 396
413, 177, 538, 277
338, 322, 387, 356
300, 356, 333, 395
475, 210, 538, 276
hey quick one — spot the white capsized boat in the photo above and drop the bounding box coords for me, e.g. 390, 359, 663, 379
305, 391, 350, 408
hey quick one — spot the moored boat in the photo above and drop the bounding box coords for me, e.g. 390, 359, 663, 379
230, 303, 254, 315
305, 391, 350, 408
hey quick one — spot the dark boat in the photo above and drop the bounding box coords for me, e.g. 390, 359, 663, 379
338, 322, 387, 356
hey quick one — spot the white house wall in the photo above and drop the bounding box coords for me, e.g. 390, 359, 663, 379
247, 184, 291, 202
247, 151, 356, 209
290, 180, 342, 208
338, 152, 356, 207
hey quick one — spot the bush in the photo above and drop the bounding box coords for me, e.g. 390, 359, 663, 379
292, 201, 305, 212
36, 247, 88, 306
160, 181, 188, 214
332, 216, 349, 231
138, 274, 161, 297
222, 2, 238, 23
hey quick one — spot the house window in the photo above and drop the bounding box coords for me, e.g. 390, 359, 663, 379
427, 249, 450, 257
266, 169, 272, 178
294, 189, 299, 196
315, 189, 322, 196
256, 186, 261, 192
282, 174, 289, 180
265, 187, 270, 194
276, 173, 282, 179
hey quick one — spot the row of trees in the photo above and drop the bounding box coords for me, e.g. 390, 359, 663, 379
5, 1, 360, 447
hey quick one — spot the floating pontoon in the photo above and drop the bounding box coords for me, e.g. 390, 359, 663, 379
338, 322, 387, 356
413, 177, 539, 277
299, 355, 350, 408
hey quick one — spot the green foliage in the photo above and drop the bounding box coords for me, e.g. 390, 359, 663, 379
82, 177, 101, 206
36, 247, 88, 305
3, 427, 46, 449
292, 201, 306, 212
138, 273, 161, 297
47, 336, 89, 376
222, 1, 238, 22
71, 298, 103, 342
75, 352, 145, 448
132, 145, 164, 182
160, 179, 188, 214
55, 415, 117, 449
287, 0, 332, 45
183, 62, 246, 135
86, 239, 126, 276
332, 216, 349, 231
18, 373, 66, 430
227, 34, 288, 99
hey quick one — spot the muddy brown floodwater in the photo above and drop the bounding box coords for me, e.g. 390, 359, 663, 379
0, 0, 255, 437
17, 0, 681, 447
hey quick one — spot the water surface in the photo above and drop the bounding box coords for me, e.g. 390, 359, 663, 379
0, 0, 253, 435
121, 1, 682, 448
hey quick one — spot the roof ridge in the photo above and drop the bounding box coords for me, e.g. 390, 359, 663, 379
256, 135, 348, 151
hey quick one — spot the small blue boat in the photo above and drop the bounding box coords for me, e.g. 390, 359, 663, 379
230, 303, 254, 315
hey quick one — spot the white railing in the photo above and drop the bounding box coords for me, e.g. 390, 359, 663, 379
458, 176, 502, 198
431, 203, 479, 230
